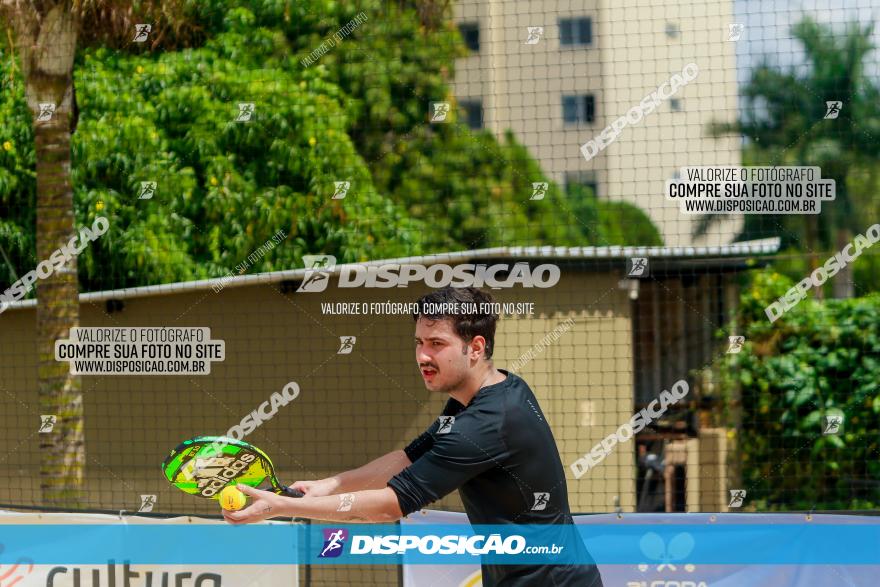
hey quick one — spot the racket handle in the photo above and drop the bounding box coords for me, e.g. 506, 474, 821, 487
279, 485, 305, 498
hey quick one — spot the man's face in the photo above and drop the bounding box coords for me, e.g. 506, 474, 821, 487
415, 317, 478, 393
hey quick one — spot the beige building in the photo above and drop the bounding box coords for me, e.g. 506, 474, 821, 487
451, 0, 744, 247
0, 240, 777, 584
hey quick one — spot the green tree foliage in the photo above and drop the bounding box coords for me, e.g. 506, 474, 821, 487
707, 17, 880, 296
0, 0, 663, 294
596, 201, 663, 247
0, 53, 36, 288
386, 126, 584, 250
715, 268, 880, 510
74, 4, 433, 291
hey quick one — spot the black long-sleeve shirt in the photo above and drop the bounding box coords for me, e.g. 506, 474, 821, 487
388, 369, 604, 587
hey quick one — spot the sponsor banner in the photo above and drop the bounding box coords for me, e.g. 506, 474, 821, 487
0, 511, 296, 586
15, 564, 292, 587
401, 510, 481, 587
403, 511, 880, 587
3, 511, 880, 569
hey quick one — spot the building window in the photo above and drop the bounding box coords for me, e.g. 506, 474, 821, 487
459, 99, 483, 129
565, 171, 598, 197
665, 22, 680, 38
562, 94, 595, 125
559, 17, 592, 46
670, 98, 682, 112
458, 22, 479, 52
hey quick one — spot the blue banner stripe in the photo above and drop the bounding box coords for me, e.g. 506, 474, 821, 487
0, 523, 878, 565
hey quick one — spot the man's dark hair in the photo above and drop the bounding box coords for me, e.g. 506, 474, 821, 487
412, 287, 499, 359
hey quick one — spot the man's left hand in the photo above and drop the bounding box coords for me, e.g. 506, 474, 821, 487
222, 484, 289, 525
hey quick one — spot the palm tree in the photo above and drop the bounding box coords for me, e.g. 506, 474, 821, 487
0, 0, 196, 508
708, 17, 879, 298
1, 1, 84, 508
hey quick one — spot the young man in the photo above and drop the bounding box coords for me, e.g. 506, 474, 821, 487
224, 287, 604, 586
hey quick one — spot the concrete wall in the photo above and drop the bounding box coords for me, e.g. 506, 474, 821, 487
0, 267, 633, 519
0, 266, 634, 585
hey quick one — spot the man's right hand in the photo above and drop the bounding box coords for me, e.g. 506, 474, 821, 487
290, 478, 340, 497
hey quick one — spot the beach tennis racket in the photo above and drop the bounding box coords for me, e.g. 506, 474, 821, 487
162, 435, 304, 499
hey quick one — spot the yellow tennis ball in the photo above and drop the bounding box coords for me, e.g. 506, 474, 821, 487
219, 486, 247, 511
